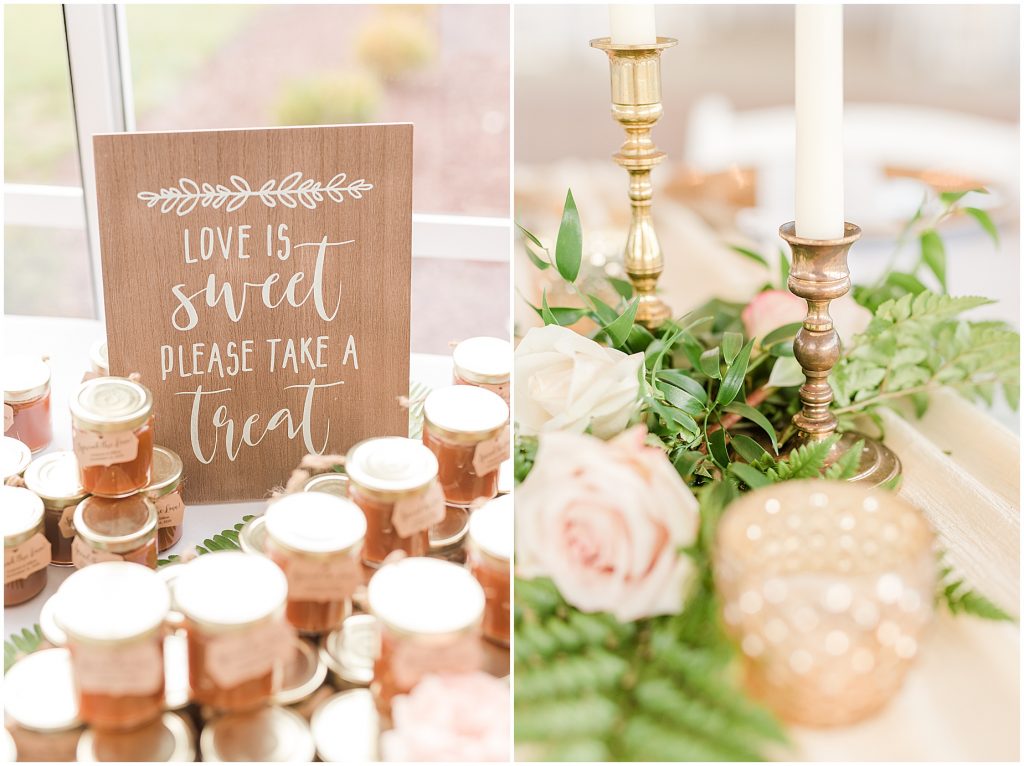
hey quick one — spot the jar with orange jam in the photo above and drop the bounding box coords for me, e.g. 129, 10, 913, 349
367, 557, 484, 714
72, 494, 158, 569
265, 492, 366, 634
3, 355, 53, 453
23, 451, 88, 567
468, 494, 513, 646
143, 446, 185, 552
173, 551, 294, 712
71, 377, 154, 497
346, 437, 445, 567
3, 485, 50, 606
422, 386, 509, 507
452, 336, 512, 405
55, 562, 170, 731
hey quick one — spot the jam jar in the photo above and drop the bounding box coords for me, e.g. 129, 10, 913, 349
303, 471, 350, 497
72, 494, 158, 569
346, 437, 445, 567
468, 494, 513, 646
3, 485, 50, 606
422, 386, 509, 507
367, 557, 485, 713
264, 492, 366, 634
1, 435, 32, 481
143, 446, 186, 552
3, 647, 83, 761
71, 376, 154, 497
173, 551, 294, 712
23, 450, 88, 566
89, 340, 109, 378
3, 354, 53, 453
76, 711, 195, 762
55, 562, 170, 731
452, 336, 512, 405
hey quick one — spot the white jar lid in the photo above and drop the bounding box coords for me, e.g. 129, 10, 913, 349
23, 450, 86, 505
3, 355, 50, 402
346, 437, 438, 493
469, 494, 513, 562
310, 689, 379, 762
55, 562, 170, 643
368, 557, 484, 635
1, 485, 44, 542
70, 376, 153, 431
453, 336, 512, 384
423, 385, 508, 435
0, 436, 32, 480
173, 551, 287, 629
265, 492, 366, 554
89, 339, 109, 372
4, 648, 80, 732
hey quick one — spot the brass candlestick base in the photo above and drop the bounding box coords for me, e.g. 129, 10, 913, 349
780, 221, 901, 488
591, 37, 677, 330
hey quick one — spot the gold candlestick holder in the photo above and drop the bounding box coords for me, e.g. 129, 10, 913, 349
780, 221, 901, 487
591, 37, 677, 330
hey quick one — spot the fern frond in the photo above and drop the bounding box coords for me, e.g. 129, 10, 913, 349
938, 562, 1014, 622
4, 624, 44, 673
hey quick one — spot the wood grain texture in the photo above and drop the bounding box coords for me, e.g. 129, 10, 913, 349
94, 124, 413, 503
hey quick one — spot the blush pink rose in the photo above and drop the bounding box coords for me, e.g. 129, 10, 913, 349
741, 289, 871, 345
516, 426, 700, 622
380, 672, 509, 762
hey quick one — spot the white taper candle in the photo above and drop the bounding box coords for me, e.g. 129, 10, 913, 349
609, 4, 656, 46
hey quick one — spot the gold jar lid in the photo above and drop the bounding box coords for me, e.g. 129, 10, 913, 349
74, 494, 158, 553
319, 613, 378, 688
77, 711, 194, 762
468, 494, 513, 564
0, 436, 32, 480
40, 588, 68, 647
452, 336, 512, 385
423, 385, 508, 441
55, 562, 170, 645
429, 504, 470, 551
145, 446, 183, 498
238, 514, 268, 555
173, 551, 287, 632
2, 485, 45, 546
163, 631, 190, 711
23, 450, 87, 510
368, 557, 484, 637
89, 339, 109, 376
3, 355, 51, 402
70, 376, 153, 432
346, 436, 438, 497
310, 689, 379, 762
274, 635, 328, 707
200, 706, 315, 762
302, 471, 349, 497
4, 648, 81, 732
265, 492, 366, 556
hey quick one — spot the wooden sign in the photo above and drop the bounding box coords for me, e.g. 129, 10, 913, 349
94, 124, 413, 503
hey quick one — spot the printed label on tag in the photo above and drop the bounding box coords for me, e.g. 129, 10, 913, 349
74, 429, 139, 468
72, 640, 164, 696
156, 492, 186, 529
472, 425, 510, 476
3, 405, 13, 433
59, 504, 77, 538
391, 632, 483, 690
72, 535, 124, 569
285, 555, 360, 602
207, 619, 295, 689
392, 482, 446, 538
4, 534, 50, 584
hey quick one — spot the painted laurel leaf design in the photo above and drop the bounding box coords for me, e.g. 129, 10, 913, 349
137, 172, 373, 216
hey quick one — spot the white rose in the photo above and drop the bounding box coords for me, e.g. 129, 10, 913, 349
516, 427, 700, 622
515, 324, 643, 439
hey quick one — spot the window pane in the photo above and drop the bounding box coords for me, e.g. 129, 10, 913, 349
4, 4, 82, 185
4, 227, 94, 318
124, 4, 509, 217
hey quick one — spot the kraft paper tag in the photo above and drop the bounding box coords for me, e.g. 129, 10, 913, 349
285, 555, 360, 602
3, 405, 13, 433
59, 504, 77, 538
74, 429, 139, 468
207, 619, 295, 688
72, 535, 124, 569
4, 534, 50, 585
72, 640, 164, 696
392, 482, 446, 538
391, 632, 483, 690
156, 493, 186, 529
472, 426, 510, 476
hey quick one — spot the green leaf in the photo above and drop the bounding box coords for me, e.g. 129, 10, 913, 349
721, 332, 744, 364
760, 322, 802, 348
729, 244, 769, 268
715, 339, 754, 407
939, 188, 985, 206
554, 189, 583, 283
825, 439, 863, 480
778, 247, 790, 289
4, 625, 44, 672
672, 450, 706, 480
607, 277, 634, 300
728, 462, 772, 489
597, 299, 639, 349
655, 370, 709, 405
919, 230, 947, 292
661, 384, 706, 417
731, 434, 770, 464
537, 291, 589, 327
722, 401, 778, 453
699, 348, 721, 379
518, 222, 551, 270
964, 207, 999, 246
885, 271, 928, 295
707, 428, 730, 468
938, 560, 1013, 622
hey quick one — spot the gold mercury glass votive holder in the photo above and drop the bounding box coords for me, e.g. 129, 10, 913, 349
713, 479, 936, 727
